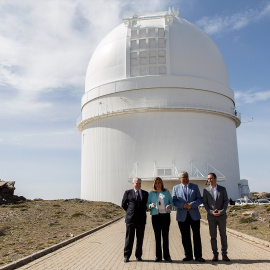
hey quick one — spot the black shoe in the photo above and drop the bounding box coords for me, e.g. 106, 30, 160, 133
195, 257, 205, 262
222, 255, 230, 262
212, 255, 218, 261
165, 258, 172, 262
183, 257, 193, 261
136, 257, 143, 261
124, 257, 129, 263
154, 257, 162, 262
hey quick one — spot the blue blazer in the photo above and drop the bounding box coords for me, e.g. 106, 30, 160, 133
172, 183, 202, 222
147, 189, 173, 215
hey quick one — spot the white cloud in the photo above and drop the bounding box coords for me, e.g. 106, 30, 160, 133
235, 88, 270, 105
0, 0, 167, 117
196, 3, 270, 35
0, 0, 124, 115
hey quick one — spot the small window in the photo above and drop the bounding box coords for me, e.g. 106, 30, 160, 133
157, 168, 172, 176
158, 28, 165, 37
131, 30, 138, 39
148, 28, 156, 37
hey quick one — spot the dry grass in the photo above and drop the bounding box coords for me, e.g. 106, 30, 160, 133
0, 199, 125, 265
200, 204, 270, 242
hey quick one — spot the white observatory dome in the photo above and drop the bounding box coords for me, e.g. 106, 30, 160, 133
78, 9, 241, 205
85, 11, 230, 96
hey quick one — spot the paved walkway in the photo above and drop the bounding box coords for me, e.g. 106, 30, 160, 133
14, 212, 270, 269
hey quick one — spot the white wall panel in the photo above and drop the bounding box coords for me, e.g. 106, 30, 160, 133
81, 111, 240, 205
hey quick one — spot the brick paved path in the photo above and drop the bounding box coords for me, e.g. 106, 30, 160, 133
16, 212, 270, 270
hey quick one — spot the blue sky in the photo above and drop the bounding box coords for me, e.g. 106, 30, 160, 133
0, 0, 269, 199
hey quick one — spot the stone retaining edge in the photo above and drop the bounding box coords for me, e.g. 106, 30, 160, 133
0, 215, 125, 270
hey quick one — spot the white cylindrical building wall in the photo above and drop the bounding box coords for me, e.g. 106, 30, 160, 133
78, 10, 241, 205
81, 110, 240, 205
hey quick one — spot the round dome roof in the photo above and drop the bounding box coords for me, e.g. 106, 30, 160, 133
85, 11, 230, 94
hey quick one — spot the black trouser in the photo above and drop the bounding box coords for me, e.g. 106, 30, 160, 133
178, 212, 202, 259
151, 213, 171, 260
124, 223, 145, 259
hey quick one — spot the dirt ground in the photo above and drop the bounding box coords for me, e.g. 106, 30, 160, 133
0, 199, 125, 265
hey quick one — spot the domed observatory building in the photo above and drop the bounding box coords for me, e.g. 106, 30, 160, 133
77, 8, 241, 205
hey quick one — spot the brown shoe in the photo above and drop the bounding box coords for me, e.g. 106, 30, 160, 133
212, 255, 218, 261
222, 255, 230, 262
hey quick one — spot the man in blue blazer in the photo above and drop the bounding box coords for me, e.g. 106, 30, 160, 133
203, 173, 230, 262
173, 171, 205, 262
121, 177, 148, 263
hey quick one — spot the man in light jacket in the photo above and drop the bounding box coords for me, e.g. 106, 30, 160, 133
173, 171, 205, 262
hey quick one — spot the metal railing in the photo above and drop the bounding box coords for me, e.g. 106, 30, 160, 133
77, 100, 241, 128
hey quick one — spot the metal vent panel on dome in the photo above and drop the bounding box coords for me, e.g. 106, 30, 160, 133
130, 27, 167, 77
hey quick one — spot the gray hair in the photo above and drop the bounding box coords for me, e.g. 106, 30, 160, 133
179, 171, 189, 177
132, 177, 142, 183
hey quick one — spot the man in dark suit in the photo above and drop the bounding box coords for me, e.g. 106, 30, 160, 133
121, 177, 148, 263
172, 171, 205, 262
203, 173, 230, 262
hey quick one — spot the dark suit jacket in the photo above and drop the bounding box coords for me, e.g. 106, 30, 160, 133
202, 184, 228, 219
121, 189, 148, 225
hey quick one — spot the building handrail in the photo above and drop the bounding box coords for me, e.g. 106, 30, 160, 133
77, 102, 241, 130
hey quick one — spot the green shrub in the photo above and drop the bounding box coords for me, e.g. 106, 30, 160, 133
36, 243, 46, 250
239, 217, 257, 224
251, 226, 258, 230
241, 204, 256, 210
0, 226, 9, 236
71, 212, 86, 218
10, 204, 28, 209
230, 206, 242, 211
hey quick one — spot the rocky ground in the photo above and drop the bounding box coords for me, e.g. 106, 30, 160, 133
0, 199, 125, 265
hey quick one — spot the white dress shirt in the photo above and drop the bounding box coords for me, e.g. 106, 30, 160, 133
157, 193, 166, 213
211, 185, 217, 201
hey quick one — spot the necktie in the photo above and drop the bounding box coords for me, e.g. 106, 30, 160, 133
137, 191, 141, 202
184, 185, 188, 200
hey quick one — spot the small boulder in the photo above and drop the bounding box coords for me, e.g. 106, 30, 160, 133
242, 211, 258, 217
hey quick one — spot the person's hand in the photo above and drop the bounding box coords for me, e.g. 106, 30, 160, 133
150, 203, 155, 208
184, 203, 192, 210
212, 209, 221, 216
166, 205, 171, 211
